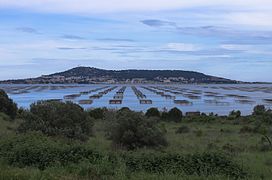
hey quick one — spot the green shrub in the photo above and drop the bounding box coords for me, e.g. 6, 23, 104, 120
161, 111, 168, 119
253, 105, 266, 115
262, 115, 272, 124
0, 133, 103, 170
18, 101, 94, 141
107, 110, 167, 150
158, 122, 167, 134
0, 112, 12, 121
162, 108, 183, 122
258, 137, 272, 152
124, 152, 248, 179
118, 107, 131, 112
176, 126, 190, 134
0, 133, 248, 178
228, 110, 241, 120
145, 108, 160, 118
254, 124, 269, 135
88, 107, 107, 119
63, 158, 120, 179
0, 89, 18, 119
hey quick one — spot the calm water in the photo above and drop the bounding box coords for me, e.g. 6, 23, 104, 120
1, 84, 272, 115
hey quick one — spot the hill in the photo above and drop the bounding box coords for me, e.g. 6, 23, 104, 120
0, 67, 238, 84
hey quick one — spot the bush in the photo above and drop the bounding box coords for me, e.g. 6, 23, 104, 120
0, 133, 248, 179
118, 107, 131, 112
0, 112, 12, 121
107, 110, 167, 150
161, 111, 168, 119
89, 108, 107, 119
145, 108, 160, 118
124, 152, 248, 179
162, 108, 183, 122
0, 133, 103, 169
0, 89, 18, 119
18, 101, 94, 141
258, 137, 272, 152
228, 110, 241, 120
253, 105, 266, 115
176, 126, 190, 134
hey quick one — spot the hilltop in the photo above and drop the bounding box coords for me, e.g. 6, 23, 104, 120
0, 66, 238, 84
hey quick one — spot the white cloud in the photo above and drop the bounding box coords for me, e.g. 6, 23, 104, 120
225, 12, 272, 28
2, 0, 272, 30
165, 43, 201, 52
220, 44, 252, 51
220, 44, 272, 55
0, 0, 272, 13
0, 40, 80, 52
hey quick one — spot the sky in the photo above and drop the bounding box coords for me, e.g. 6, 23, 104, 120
0, 0, 272, 82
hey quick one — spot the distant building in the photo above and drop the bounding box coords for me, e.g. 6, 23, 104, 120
163, 79, 171, 83
107, 79, 116, 84
131, 78, 146, 84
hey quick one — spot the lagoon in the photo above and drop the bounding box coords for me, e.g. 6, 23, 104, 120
1, 84, 272, 115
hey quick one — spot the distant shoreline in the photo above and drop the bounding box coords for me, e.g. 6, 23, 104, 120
0, 82, 271, 85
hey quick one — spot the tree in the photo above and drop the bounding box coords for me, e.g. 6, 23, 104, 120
118, 107, 131, 112
107, 110, 167, 150
0, 89, 18, 119
145, 107, 160, 118
89, 107, 107, 119
228, 110, 241, 120
253, 105, 266, 115
166, 108, 183, 122
18, 101, 93, 141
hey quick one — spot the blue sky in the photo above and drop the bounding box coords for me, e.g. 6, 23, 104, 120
0, 0, 272, 82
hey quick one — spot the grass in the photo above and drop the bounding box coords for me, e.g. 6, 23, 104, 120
161, 120, 272, 179
0, 115, 272, 179
164, 121, 259, 153
84, 118, 272, 179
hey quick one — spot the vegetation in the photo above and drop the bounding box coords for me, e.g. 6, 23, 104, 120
88, 107, 107, 119
53, 67, 220, 81
145, 107, 160, 118
0, 89, 17, 119
162, 107, 183, 122
4, 66, 237, 84
1, 90, 272, 179
18, 100, 94, 141
228, 110, 241, 120
106, 109, 167, 150
176, 125, 190, 134
253, 105, 266, 115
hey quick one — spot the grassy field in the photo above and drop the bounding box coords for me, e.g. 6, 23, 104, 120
92, 118, 272, 179
1, 112, 272, 180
